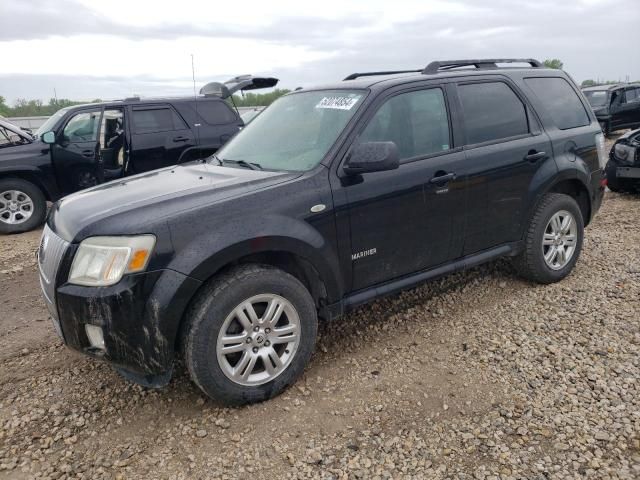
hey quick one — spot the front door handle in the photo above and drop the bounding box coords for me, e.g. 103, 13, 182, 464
430, 172, 456, 184
173, 136, 189, 142
524, 150, 546, 162
81, 150, 95, 158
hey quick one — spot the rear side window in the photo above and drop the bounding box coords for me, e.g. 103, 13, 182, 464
457, 82, 529, 145
524, 77, 590, 130
624, 88, 639, 103
196, 101, 237, 125
132, 107, 186, 134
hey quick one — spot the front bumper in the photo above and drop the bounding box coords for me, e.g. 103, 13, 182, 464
56, 270, 200, 379
39, 229, 201, 384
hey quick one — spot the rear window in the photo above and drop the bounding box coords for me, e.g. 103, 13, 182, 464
132, 107, 186, 134
525, 77, 590, 130
458, 82, 529, 145
197, 101, 237, 125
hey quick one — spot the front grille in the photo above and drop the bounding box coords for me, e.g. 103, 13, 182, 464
38, 225, 69, 339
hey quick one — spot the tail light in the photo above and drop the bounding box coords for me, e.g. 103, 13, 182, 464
595, 133, 607, 169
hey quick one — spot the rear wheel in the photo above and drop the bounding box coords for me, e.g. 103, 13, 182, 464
0, 179, 47, 234
514, 193, 584, 284
183, 264, 318, 405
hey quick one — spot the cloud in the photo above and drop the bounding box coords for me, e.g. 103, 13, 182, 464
0, 0, 638, 103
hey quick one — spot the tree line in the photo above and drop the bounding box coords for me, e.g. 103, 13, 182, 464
0, 90, 292, 118
0, 96, 103, 118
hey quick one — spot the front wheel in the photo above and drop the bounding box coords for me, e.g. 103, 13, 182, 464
183, 264, 318, 405
514, 193, 584, 284
0, 179, 47, 234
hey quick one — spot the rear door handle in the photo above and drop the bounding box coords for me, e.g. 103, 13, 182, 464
430, 172, 456, 184
173, 136, 189, 142
81, 150, 95, 158
524, 151, 546, 162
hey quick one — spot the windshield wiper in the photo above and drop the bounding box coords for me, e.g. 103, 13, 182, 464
221, 159, 263, 170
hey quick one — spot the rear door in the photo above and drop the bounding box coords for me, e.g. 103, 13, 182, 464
128, 104, 195, 173
451, 78, 553, 255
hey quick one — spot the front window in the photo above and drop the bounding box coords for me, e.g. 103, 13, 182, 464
583, 90, 609, 108
35, 108, 69, 137
216, 89, 366, 171
63, 111, 101, 142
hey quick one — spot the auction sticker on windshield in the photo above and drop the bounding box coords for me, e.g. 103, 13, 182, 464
316, 95, 361, 110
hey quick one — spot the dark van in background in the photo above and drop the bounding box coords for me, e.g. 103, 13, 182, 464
0, 75, 277, 234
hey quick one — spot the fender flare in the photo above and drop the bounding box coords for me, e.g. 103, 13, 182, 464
167, 215, 344, 304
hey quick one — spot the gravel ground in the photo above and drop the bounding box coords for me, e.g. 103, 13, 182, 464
1, 190, 639, 479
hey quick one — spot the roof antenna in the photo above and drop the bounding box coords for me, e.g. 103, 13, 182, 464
191, 53, 202, 158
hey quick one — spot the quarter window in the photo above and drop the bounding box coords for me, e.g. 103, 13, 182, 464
132, 108, 186, 134
458, 82, 529, 144
524, 77, 590, 130
360, 88, 450, 160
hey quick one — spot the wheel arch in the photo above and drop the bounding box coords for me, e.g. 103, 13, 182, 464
0, 170, 55, 201
173, 242, 338, 355
547, 178, 591, 226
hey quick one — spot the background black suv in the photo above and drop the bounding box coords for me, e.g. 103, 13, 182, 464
0, 75, 277, 233
583, 83, 640, 135
606, 127, 640, 192
39, 59, 606, 405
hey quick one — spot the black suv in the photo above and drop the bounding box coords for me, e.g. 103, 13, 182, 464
38, 59, 605, 405
582, 83, 640, 136
605, 127, 640, 192
0, 76, 277, 233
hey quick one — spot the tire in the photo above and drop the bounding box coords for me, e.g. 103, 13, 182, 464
183, 264, 318, 405
514, 193, 584, 284
0, 178, 47, 234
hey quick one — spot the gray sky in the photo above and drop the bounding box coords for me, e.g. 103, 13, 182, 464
1, 0, 638, 104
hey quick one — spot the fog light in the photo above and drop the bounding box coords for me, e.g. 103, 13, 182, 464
85, 324, 105, 350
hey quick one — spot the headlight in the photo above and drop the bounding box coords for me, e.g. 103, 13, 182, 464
595, 132, 607, 170
613, 143, 636, 165
69, 235, 156, 286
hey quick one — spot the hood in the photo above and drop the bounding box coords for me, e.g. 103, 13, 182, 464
49, 161, 297, 241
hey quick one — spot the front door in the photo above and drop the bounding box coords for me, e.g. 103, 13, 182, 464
452, 79, 553, 255
128, 105, 196, 174
51, 108, 102, 194
337, 86, 467, 291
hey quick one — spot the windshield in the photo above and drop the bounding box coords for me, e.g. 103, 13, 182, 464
583, 90, 609, 108
35, 108, 69, 137
216, 89, 366, 171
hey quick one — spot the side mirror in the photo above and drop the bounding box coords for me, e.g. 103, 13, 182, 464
343, 141, 400, 175
41, 131, 56, 144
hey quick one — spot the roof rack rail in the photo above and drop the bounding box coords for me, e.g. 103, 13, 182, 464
423, 58, 543, 74
343, 69, 422, 81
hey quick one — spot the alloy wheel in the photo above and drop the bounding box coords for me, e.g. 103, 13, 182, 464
0, 190, 34, 225
542, 210, 578, 270
216, 294, 301, 386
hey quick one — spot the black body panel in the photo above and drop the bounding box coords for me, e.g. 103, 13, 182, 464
39, 62, 606, 382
